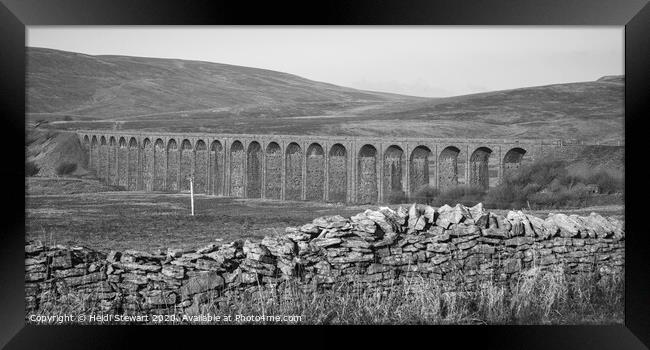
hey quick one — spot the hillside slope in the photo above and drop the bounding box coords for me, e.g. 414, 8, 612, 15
26, 128, 90, 177
340, 79, 624, 142
27, 47, 623, 142
27, 47, 419, 120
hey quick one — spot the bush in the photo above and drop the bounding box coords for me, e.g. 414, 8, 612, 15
584, 170, 623, 194
483, 185, 522, 209
482, 157, 624, 210
431, 185, 486, 207
25, 160, 39, 177
386, 190, 408, 204
385, 157, 622, 210
409, 185, 440, 205
56, 162, 77, 176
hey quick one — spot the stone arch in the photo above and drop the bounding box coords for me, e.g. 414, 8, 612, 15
265, 142, 282, 199
383, 145, 405, 202
438, 146, 460, 191
469, 147, 493, 190
153, 139, 166, 191
210, 141, 224, 195
127, 137, 139, 191
306, 143, 325, 201
166, 139, 179, 192
409, 146, 433, 198
230, 140, 245, 197
142, 138, 154, 191
99, 136, 108, 181
180, 139, 194, 192
328, 144, 347, 203
90, 136, 99, 174
285, 142, 303, 201
246, 141, 263, 198
108, 137, 117, 186
357, 144, 378, 204
503, 147, 527, 180
117, 137, 128, 188
193, 140, 208, 194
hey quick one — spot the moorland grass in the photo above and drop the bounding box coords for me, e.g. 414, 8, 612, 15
27, 266, 623, 325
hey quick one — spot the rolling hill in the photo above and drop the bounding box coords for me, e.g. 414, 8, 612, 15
27, 47, 623, 143
27, 47, 419, 118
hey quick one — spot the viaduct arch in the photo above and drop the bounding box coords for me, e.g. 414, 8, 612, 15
76, 130, 571, 204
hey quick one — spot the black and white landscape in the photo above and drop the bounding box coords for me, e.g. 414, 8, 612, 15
25, 27, 624, 325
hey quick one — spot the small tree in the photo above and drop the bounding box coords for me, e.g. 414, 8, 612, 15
56, 162, 77, 176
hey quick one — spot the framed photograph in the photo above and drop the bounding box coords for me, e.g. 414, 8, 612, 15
2, 0, 648, 348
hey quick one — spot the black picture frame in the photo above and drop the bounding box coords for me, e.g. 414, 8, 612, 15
2, 0, 648, 348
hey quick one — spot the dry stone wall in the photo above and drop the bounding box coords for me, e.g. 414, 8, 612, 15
25, 203, 624, 317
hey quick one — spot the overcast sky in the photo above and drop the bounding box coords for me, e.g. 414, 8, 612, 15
27, 26, 623, 97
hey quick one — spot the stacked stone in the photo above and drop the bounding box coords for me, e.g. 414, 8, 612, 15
25, 242, 108, 312
25, 203, 625, 318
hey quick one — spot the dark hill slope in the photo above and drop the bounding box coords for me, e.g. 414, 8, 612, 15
27, 47, 420, 119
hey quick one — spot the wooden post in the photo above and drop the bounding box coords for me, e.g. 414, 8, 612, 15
189, 175, 195, 216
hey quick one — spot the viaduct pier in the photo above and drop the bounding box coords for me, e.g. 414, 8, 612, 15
77, 130, 583, 204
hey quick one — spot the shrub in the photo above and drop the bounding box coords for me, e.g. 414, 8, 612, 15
431, 185, 486, 207
482, 156, 624, 210
386, 190, 408, 204
25, 160, 39, 177
56, 162, 77, 176
409, 185, 440, 205
584, 170, 623, 194
484, 185, 522, 209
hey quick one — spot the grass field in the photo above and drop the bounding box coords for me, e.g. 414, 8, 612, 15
26, 178, 624, 252
25, 177, 624, 325
26, 179, 369, 251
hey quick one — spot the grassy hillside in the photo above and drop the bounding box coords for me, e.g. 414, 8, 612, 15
25, 128, 90, 177
27, 47, 418, 119
27, 47, 623, 143
344, 79, 624, 142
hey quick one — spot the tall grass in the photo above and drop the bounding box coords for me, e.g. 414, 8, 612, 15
27, 268, 623, 325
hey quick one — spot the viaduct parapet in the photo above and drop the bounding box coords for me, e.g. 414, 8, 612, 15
76, 130, 584, 204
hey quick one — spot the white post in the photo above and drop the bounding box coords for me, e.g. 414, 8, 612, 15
189, 176, 195, 216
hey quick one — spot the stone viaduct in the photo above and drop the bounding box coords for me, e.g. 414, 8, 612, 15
77, 130, 579, 204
